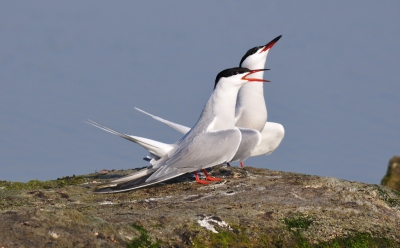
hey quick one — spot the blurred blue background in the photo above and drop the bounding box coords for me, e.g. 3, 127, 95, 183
1, 1, 399, 183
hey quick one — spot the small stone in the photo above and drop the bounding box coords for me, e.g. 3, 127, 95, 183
48, 231, 59, 239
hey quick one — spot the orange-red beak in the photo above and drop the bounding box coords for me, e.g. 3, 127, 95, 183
259, 35, 282, 53
242, 69, 271, 82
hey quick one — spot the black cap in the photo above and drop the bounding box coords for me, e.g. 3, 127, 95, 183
214, 67, 250, 89
239, 35, 282, 67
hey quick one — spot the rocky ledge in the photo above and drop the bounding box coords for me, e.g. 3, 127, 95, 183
1, 166, 399, 247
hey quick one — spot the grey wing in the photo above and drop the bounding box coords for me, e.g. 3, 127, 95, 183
230, 128, 261, 162
145, 128, 242, 184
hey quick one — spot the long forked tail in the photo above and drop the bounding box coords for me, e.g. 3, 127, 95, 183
93, 174, 158, 193
85, 119, 175, 158
135, 107, 191, 134
94, 166, 157, 193
94, 169, 188, 193
86, 119, 147, 144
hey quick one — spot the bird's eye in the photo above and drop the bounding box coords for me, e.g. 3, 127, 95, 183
239, 46, 263, 67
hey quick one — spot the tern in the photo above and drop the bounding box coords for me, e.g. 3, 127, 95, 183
88, 67, 269, 193
135, 35, 285, 167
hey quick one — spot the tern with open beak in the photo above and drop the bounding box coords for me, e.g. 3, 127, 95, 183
88, 67, 269, 193
135, 35, 285, 167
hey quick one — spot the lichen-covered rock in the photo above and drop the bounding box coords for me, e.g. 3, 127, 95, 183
1, 166, 400, 247
381, 155, 400, 192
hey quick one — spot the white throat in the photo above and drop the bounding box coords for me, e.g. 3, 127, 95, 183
235, 56, 268, 131
206, 79, 243, 131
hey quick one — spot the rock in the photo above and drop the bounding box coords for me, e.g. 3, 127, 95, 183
381, 155, 400, 192
1, 165, 400, 247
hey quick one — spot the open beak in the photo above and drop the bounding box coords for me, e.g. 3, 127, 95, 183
242, 69, 271, 82
259, 35, 282, 53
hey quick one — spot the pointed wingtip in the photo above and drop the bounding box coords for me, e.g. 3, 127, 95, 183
93, 183, 130, 193
135, 107, 156, 118
93, 188, 114, 194
135, 107, 149, 115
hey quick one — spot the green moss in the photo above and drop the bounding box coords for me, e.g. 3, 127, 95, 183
186, 221, 398, 248
283, 215, 314, 231
316, 232, 397, 248
282, 214, 398, 247
190, 225, 252, 248
391, 188, 400, 197
283, 215, 314, 248
0, 175, 89, 190
209, 228, 250, 248
373, 185, 400, 208
127, 223, 160, 248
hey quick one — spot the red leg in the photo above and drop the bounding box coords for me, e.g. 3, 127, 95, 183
226, 163, 231, 167
202, 169, 221, 181
194, 171, 210, 184
240, 161, 245, 168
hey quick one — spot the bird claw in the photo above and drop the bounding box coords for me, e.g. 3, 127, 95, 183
205, 177, 222, 181
194, 170, 221, 184
202, 169, 221, 181
194, 171, 210, 184
196, 179, 211, 184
